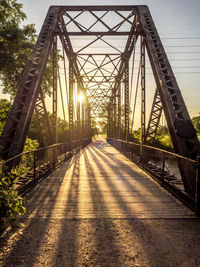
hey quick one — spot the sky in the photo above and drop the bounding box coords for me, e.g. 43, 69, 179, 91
3, 0, 200, 127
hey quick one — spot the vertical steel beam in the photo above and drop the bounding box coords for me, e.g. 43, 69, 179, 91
84, 100, 91, 140
140, 36, 146, 144
85, 101, 89, 137
118, 84, 121, 139
124, 61, 129, 141
113, 90, 117, 138
107, 105, 111, 138
69, 60, 74, 141
77, 83, 81, 141
82, 100, 85, 138
52, 36, 58, 144
196, 156, 200, 217
109, 96, 114, 138
88, 103, 92, 141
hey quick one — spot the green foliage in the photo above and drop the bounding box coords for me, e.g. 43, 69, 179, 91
0, 0, 57, 98
154, 135, 173, 152
28, 113, 46, 146
1, 24, 36, 96
98, 120, 107, 134
0, 0, 36, 96
152, 125, 173, 151
0, 137, 38, 229
57, 118, 69, 143
129, 126, 173, 152
0, 134, 38, 230
0, 99, 11, 134
24, 137, 39, 152
129, 129, 141, 143
20, 138, 39, 172
29, 112, 70, 146
91, 118, 99, 136
192, 115, 200, 133
0, 174, 26, 229
0, 0, 26, 25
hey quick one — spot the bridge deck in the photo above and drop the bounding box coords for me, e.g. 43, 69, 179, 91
30, 139, 194, 219
1, 139, 200, 267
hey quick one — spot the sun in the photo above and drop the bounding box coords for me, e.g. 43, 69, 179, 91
78, 93, 84, 103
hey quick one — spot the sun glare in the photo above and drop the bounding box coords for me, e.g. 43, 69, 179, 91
78, 93, 84, 103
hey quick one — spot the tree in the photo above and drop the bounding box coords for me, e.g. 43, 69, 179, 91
0, 0, 54, 97
0, 0, 36, 96
0, 0, 26, 24
192, 115, 200, 133
91, 118, 99, 136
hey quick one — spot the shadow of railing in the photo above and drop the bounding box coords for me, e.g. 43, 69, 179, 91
0, 138, 91, 195
107, 138, 199, 213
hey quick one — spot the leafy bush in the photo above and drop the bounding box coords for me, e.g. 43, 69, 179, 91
0, 138, 38, 230
0, 174, 26, 229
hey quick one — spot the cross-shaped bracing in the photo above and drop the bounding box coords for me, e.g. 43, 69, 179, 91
76, 54, 121, 117
63, 9, 136, 35
60, 7, 140, 119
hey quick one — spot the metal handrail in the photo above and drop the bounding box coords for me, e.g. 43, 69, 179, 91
1, 138, 90, 165
0, 138, 91, 195
107, 138, 196, 164
107, 137, 199, 215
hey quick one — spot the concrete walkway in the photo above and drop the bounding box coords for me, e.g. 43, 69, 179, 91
1, 139, 200, 267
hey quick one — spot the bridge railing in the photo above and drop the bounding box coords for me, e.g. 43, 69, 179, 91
0, 138, 91, 195
107, 138, 199, 214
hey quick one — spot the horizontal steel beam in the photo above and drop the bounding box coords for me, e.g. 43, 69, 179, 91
64, 32, 134, 36
52, 5, 141, 11
78, 53, 121, 56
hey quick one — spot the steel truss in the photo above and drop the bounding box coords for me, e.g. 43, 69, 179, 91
145, 89, 162, 143
0, 5, 199, 198
35, 89, 52, 146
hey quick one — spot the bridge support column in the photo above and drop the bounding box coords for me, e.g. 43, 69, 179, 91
109, 98, 114, 138
107, 105, 111, 138
141, 36, 146, 145
113, 90, 117, 139
118, 84, 121, 139
82, 99, 85, 139
196, 156, 200, 217
52, 36, 58, 144
77, 82, 81, 143
69, 59, 74, 143
124, 61, 129, 141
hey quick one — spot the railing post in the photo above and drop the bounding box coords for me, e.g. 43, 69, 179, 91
162, 153, 165, 184
65, 144, 67, 161
33, 151, 36, 183
53, 146, 56, 170
131, 144, 134, 162
0, 161, 3, 175
139, 144, 143, 165
195, 156, 200, 217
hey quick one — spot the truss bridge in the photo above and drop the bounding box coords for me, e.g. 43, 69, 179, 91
0, 5, 200, 216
